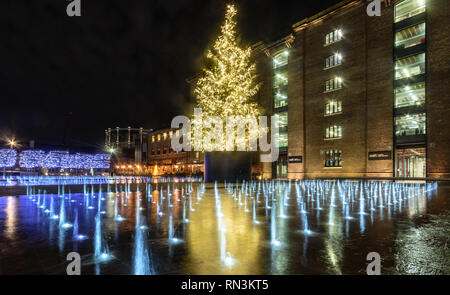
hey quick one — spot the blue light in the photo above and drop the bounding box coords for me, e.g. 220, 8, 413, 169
17, 150, 111, 170
0, 149, 17, 168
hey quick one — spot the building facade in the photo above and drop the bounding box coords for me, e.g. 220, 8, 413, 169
146, 128, 204, 176
252, 0, 450, 179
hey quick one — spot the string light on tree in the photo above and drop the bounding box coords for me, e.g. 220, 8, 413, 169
193, 4, 262, 152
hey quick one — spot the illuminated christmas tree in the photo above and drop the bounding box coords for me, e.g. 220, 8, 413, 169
193, 4, 262, 152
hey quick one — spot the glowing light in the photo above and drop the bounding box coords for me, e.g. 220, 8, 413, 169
76, 234, 88, 241
18, 150, 110, 170
0, 149, 17, 168
192, 4, 262, 152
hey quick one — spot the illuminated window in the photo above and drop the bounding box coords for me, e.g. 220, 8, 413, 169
325, 150, 342, 167
395, 82, 425, 108
273, 51, 289, 109
157, 134, 161, 141
395, 0, 426, 23
152, 136, 155, 143
325, 29, 343, 45
195, 152, 199, 159
325, 125, 342, 139
325, 100, 342, 116
163, 133, 167, 140
273, 51, 289, 69
395, 53, 425, 80
325, 53, 343, 69
274, 112, 288, 129
395, 22, 426, 49
169, 131, 173, 138
325, 77, 343, 92
278, 132, 288, 148
395, 113, 426, 136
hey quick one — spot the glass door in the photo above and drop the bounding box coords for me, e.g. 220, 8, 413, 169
396, 148, 426, 178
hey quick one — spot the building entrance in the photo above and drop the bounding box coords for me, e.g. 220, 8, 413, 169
395, 147, 426, 178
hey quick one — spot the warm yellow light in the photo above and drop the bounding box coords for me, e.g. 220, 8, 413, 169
7, 139, 16, 148
193, 5, 262, 152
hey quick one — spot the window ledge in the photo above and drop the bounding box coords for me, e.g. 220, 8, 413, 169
323, 64, 342, 71
323, 87, 343, 94
324, 137, 342, 141
324, 166, 343, 169
324, 112, 343, 117
323, 40, 342, 47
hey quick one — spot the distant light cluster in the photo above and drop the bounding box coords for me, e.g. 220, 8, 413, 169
0, 149, 18, 168
17, 150, 111, 170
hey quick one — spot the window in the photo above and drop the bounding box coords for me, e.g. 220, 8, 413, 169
273, 51, 289, 69
395, 0, 426, 23
152, 136, 155, 143
395, 82, 425, 108
274, 92, 288, 109
395, 113, 426, 136
325, 29, 343, 46
325, 125, 342, 139
163, 147, 167, 154
157, 134, 161, 141
325, 100, 342, 116
325, 53, 343, 69
169, 131, 173, 138
274, 112, 288, 129
278, 132, 288, 148
395, 53, 425, 80
325, 77, 343, 92
395, 22, 426, 49
151, 149, 155, 155
157, 148, 161, 155
273, 51, 289, 109
325, 150, 342, 167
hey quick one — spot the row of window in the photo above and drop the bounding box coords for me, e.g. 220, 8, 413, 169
395, 82, 425, 108
325, 53, 343, 69
395, 52, 425, 80
395, 113, 426, 137
151, 130, 180, 143
325, 150, 342, 167
151, 147, 173, 156
325, 29, 343, 46
395, 0, 426, 23
325, 76, 343, 92
325, 125, 342, 139
324, 29, 344, 163
325, 100, 342, 116
273, 51, 289, 148
394, 0, 427, 139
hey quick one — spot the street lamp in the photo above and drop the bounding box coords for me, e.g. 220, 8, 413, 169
7, 139, 16, 149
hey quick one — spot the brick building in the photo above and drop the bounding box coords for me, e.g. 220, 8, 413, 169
250, 0, 450, 179
146, 128, 204, 176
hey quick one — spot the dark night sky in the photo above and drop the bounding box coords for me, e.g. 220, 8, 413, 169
0, 0, 341, 149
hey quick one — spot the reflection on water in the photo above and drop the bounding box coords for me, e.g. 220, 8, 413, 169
0, 179, 448, 275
